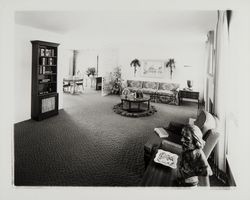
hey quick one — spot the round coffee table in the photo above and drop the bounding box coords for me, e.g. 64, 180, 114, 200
120, 95, 151, 113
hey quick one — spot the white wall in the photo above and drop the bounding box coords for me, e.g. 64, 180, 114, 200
14, 24, 69, 123
75, 49, 98, 77
0, 6, 15, 195
71, 40, 206, 100
75, 48, 119, 76
99, 48, 119, 76
118, 42, 206, 100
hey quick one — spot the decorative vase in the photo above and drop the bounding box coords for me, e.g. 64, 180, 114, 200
187, 80, 193, 90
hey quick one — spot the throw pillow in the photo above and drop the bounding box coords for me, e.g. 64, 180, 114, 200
194, 111, 216, 135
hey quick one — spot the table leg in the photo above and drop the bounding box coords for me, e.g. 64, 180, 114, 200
74, 83, 77, 94
70, 83, 74, 94
129, 101, 131, 110
71, 82, 76, 94
121, 100, 124, 109
148, 100, 150, 110
138, 102, 140, 111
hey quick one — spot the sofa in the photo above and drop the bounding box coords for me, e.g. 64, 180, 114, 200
126, 80, 180, 105
143, 110, 220, 186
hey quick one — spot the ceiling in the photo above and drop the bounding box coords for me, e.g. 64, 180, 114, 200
15, 11, 217, 45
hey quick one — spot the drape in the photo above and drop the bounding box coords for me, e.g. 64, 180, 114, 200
213, 10, 230, 172
204, 30, 215, 113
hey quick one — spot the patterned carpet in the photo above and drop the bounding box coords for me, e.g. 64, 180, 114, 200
14, 90, 197, 186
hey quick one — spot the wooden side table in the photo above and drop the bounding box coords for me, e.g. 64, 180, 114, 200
178, 89, 199, 108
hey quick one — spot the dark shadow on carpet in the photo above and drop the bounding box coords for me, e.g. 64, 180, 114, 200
14, 92, 197, 186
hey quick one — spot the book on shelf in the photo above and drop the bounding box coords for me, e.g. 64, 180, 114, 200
40, 79, 50, 83
40, 48, 45, 56
49, 58, 53, 65
45, 49, 51, 57
42, 57, 46, 65
51, 49, 55, 57
39, 66, 51, 75
39, 91, 49, 95
39, 66, 42, 74
44, 71, 53, 74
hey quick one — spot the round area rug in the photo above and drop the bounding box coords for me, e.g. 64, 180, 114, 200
113, 103, 157, 117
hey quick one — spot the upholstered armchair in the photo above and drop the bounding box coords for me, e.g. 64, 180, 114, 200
143, 110, 220, 186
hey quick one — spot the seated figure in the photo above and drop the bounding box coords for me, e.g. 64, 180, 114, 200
177, 124, 213, 186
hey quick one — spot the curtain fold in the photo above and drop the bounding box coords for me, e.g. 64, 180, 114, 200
204, 30, 215, 113
213, 10, 230, 172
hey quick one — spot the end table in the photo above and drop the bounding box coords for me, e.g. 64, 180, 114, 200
178, 89, 199, 108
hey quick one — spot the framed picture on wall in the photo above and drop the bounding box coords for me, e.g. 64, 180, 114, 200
141, 60, 165, 78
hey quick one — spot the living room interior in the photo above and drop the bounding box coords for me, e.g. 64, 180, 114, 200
1, 0, 250, 199
13, 9, 235, 186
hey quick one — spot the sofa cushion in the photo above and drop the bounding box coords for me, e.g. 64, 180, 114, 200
127, 80, 143, 88
156, 90, 175, 96
194, 110, 216, 135
142, 81, 158, 90
158, 82, 179, 91
142, 88, 156, 94
127, 87, 139, 93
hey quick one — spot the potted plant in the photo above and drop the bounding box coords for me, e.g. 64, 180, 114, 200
86, 67, 96, 77
86, 67, 96, 88
110, 66, 123, 95
130, 59, 141, 76
166, 58, 176, 79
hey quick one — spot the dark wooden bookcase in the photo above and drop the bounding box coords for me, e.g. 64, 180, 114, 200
31, 40, 60, 121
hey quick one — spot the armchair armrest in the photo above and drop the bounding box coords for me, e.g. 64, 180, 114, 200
161, 139, 182, 155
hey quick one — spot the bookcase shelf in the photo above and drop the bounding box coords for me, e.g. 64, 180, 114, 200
38, 82, 57, 84
31, 40, 60, 121
38, 65, 57, 66
39, 56, 57, 58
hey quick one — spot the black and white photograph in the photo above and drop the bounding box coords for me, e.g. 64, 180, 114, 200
0, 0, 250, 200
